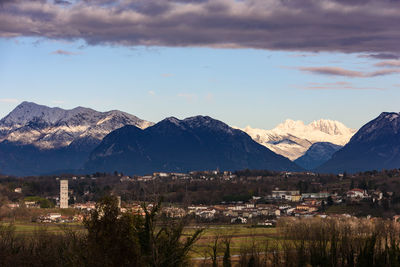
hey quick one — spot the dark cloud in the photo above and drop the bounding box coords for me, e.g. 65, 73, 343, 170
299, 66, 400, 77
54, 0, 71, 5
361, 53, 400, 60
1, 0, 400, 53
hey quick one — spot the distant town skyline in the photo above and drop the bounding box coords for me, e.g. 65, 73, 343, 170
1, 0, 400, 129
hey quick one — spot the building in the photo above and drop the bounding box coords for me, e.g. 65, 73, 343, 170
117, 196, 121, 209
346, 188, 366, 199
271, 190, 300, 201
14, 187, 22, 193
60, 179, 68, 209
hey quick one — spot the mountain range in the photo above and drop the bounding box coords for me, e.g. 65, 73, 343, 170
0, 101, 399, 176
85, 116, 301, 174
0, 102, 153, 176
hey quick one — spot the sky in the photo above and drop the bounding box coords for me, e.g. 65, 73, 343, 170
1, 0, 400, 130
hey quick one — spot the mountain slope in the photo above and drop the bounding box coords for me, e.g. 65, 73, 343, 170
0, 102, 153, 176
239, 119, 356, 160
294, 142, 342, 170
317, 112, 400, 173
85, 116, 303, 175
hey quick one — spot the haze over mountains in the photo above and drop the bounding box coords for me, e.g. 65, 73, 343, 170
0, 102, 399, 176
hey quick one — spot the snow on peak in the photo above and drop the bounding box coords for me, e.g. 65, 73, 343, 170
163, 117, 181, 125
379, 112, 400, 121
0, 102, 153, 149
239, 119, 357, 160
275, 119, 306, 131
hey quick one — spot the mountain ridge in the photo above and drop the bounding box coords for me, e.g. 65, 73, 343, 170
238, 119, 356, 160
316, 112, 400, 173
0, 101, 153, 176
85, 115, 302, 175
294, 142, 343, 170
0, 101, 153, 149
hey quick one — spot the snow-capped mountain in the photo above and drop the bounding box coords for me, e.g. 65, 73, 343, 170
239, 119, 357, 160
317, 112, 400, 173
0, 102, 153, 176
0, 101, 153, 149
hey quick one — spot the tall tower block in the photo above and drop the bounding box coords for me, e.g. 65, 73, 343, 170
60, 180, 68, 209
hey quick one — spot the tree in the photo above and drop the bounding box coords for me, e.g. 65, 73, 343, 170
84, 195, 203, 267
327, 196, 334, 206
222, 239, 231, 267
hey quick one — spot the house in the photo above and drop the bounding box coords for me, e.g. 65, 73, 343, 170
137, 175, 155, 182
296, 204, 318, 213
258, 220, 276, 227
7, 203, 19, 209
24, 201, 38, 208
301, 192, 330, 199
347, 188, 366, 199
274, 209, 281, 216
290, 195, 302, 202
48, 213, 62, 220
73, 202, 96, 210
271, 190, 300, 201
14, 188, 22, 193
198, 209, 216, 219
120, 176, 132, 182
231, 217, 247, 224
162, 207, 186, 218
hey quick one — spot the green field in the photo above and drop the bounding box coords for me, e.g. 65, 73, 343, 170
1, 221, 85, 235
185, 225, 279, 258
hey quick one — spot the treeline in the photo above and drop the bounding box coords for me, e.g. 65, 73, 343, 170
0, 197, 202, 267
203, 217, 400, 267
3, 198, 400, 266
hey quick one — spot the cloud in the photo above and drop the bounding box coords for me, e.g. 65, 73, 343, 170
0, 98, 19, 103
374, 60, 400, 67
360, 53, 400, 60
148, 90, 156, 96
54, 0, 71, 5
51, 49, 79, 55
302, 81, 384, 91
1, 0, 400, 53
161, 73, 174, 78
298, 66, 400, 78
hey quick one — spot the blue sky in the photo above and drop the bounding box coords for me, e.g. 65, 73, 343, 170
1, 37, 399, 129
1, 0, 400, 129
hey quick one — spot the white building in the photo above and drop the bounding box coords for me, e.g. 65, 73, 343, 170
347, 188, 366, 199
60, 180, 68, 209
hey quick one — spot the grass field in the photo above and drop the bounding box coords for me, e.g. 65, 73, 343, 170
1, 221, 85, 235
185, 225, 279, 259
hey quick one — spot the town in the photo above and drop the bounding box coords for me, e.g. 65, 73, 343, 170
1, 168, 400, 225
